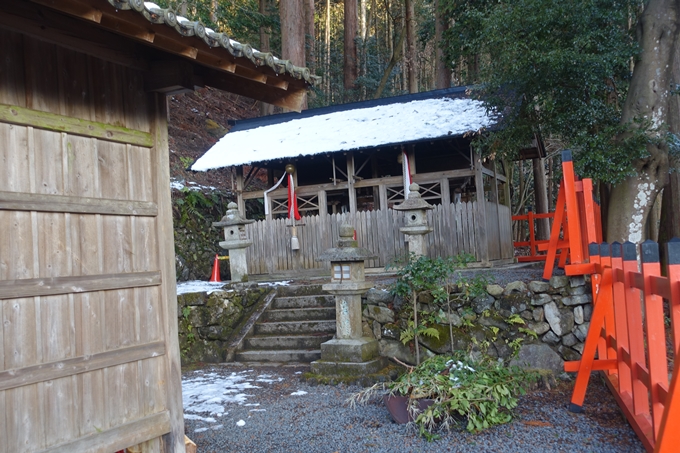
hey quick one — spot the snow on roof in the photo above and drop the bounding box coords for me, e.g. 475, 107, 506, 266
191, 97, 495, 171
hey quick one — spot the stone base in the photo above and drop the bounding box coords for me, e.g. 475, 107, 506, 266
310, 356, 389, 376
319, 337, 380, 363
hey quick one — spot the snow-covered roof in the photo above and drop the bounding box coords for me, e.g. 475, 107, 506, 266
192, 92, 496, 171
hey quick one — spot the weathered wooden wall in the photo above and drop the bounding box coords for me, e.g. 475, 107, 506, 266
245, 201, 513, 275
0, 30, 184, 453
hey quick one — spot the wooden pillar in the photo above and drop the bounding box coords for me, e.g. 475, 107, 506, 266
347, 153, 357, 214
533, 157, 550, 240
379, 184, 388, 212
407, 145, 416, 175
440, 177, 451, 206
318, 189, 328, 217
236, 166, 245, 215
474, 150, 489, 264
493, 161, 502, 260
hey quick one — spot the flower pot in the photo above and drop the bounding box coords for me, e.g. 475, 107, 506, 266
383, 394, 435, 424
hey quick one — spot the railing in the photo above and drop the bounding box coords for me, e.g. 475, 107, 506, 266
564, 240, 680, 453
511, 209, 554, 262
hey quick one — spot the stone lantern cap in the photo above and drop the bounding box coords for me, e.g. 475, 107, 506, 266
213, 202, 255, 227
393, 183, 433, 211
317, 224, 377, 262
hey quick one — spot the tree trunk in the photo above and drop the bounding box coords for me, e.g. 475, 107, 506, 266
374, 24, 405, 99
607, 0, 679, 243
533, 157, 550, 240
404, 0, 417, 93
305, 0, 315, 70
344, 0, 359, 91
281, 0, 307, 109
325, 0, 331, 95
259, 0, 273, 116
434, 0, 450, 89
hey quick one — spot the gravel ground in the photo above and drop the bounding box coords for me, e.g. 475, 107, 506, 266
182, 363, 643, 453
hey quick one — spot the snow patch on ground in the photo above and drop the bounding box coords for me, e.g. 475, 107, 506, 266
290, 390, 308, 396
182, 370, 263, 422
176, 281, 227, 295
258, 280, 292, 287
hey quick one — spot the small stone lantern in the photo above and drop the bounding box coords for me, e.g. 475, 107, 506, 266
393, 183, 433, 257
311, 224, 387, 378
213, 202, 254, 282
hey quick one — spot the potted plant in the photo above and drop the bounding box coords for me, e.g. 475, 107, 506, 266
349, 353, 536, 439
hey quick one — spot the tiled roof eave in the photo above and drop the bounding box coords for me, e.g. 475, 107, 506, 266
107, 0, 320, 85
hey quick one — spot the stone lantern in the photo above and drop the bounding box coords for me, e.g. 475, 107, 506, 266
213, 201, 254, 282
393, 183, 433, 257
311, 224, 387, 378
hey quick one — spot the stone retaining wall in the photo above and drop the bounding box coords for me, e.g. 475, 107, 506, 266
361, 275, 592, 373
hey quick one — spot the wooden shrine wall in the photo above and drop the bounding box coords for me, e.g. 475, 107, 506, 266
245, 201, 513, 275
0, 29, 184, 453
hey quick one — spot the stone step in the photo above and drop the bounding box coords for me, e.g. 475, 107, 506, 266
254, 320, 336, 335
272, 295, 335, 309
262, 307, 336, 322
234, 349, 321, 363
274, 285, 325, 298
244, 334, 333, 351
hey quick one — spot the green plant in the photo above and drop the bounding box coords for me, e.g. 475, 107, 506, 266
518, 327, 538, 340
348, 353, 537, 437
179, 156, 194, 169
506, 314, 525, 326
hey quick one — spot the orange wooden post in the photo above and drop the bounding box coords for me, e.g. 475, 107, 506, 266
623, 242, 649, 418
667, 238, 680, 354
528, 208, 536, 257
581, 179, 599, 250
561, 150, 584, 264
543, 184, 566, 280
599, 243, 617, 363
641, 241, 669, 438
655, 239, 680, 453
611, 242, 632, 395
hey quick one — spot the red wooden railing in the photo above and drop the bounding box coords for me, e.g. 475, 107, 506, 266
564, 240, 680, 453
511, 150, 602, 274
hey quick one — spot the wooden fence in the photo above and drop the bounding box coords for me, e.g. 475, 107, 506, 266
564, 241, 680, 453
245, 201, 512, 274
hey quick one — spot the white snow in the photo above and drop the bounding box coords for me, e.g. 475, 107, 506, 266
258, 280, 292, 287
176, 281, 227, 295
290, 390, 308, 396
170, 179, 218, 192
236, 420, 246, 426
192, 97, 495, 171
182, 370, 262, 422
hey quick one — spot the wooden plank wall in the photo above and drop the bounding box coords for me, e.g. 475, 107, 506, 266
0, 30, 182, 453
245, 200, 513, 274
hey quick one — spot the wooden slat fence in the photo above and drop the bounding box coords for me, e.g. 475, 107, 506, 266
245, 201, 513, 274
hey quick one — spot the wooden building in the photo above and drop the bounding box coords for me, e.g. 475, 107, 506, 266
0, 1, 314, 452
193, 88, 514, 276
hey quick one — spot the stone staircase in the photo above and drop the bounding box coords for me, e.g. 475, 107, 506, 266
234, 285, 336, 362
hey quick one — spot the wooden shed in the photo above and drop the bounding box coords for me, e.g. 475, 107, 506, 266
0, 1, 314, 452
193, 88, 514, 276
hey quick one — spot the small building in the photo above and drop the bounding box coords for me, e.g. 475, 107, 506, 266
0, 1, 314, 452
193, 88, 513, 276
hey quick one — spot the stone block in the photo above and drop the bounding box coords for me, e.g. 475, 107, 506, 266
521, 310, 533, 320
549, 276, 569, 289
372, 321, 382, 340
542, 330, 560, 345
528, 321, 550, 335
362, 321, 374, 338
568, 285, 587, 296
363, 305, 395, 324
320, 338, 380, 363
561, 294, 592, 306
573, 323, 589, 342
528, 281, 550, 293
574, 306, 584, 324
573, 342, 585, 354
504, 281, 528, 295
584, 304, 593, 322
472, 294, 495, 314
531, 293, 553, 306
366, 288, 394, 305
486, 284, 504, 297
442, 312, 462, 327
510, 343, 563, 374
558, 345, 581, 361
379, 339, 435, 365
532, 307, 544, 322
569, 276, 586, 287
310, 356, 388, 376
561, 333, 578, 347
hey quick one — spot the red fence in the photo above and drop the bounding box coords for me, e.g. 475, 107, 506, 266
564, 240, 680, 453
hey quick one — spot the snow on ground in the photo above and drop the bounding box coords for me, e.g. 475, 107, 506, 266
176, 280, 292, 294
192, 97, 495, 170
176, 281, 228, 295
170, 178, 218, 192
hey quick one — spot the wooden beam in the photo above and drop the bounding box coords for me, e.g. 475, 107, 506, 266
33, 411, 171, 453
31, 0, 103, 23
0, 341, 166, 391
145, 60, 195, 94
0, 191, 158, 216
0, 103, 153, 146
0, 271, 162, 300
0, 1, 149, 70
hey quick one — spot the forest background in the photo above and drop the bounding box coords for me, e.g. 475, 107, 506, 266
161, 0, 679, 259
